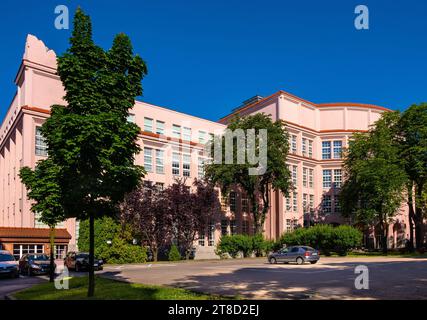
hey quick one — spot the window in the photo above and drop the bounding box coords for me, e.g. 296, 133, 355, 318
221, 220, 229, 236
292, 165, 298, 186
286, 196, 291, 211
303, 167, 308, 187
242, 220, 249, 235
221, 194, 228, 211
172, 152, 180, 175
308, 140, 313, 158
35, 126, 48, 156
183, 154, 191, 177
127, 114, 135, 123
208, 221, 215, 246
155, 182, 164, 191
230, 220, 237, 236
302, 138, 307, 156
293, 192, 298, 212
156, 121, 165, 135
144, 117, 153, 132
183, 127, 192, 141
198, 228, 205, 246
309, 169, 314, 188
323, 169, 332, 188
322, 141, 331, 159
55, 245, 67, 259
229, 192, 237, 212
286, 219, 292, 233
322, 195, 332, 214
172, 124, 181, 139
291, 135, 297, 153
144, 148, 153, 172
13, 244, 43, 260
333, 141, 343, 159
334, 196, 341, 213
303, 193, 308, 213
334, 169, 342, 188
198, 158, 205, 178
155, 149, 164, 174
198, 131, 207, 144
241, 197, 249, 212
309, 195, 315, 213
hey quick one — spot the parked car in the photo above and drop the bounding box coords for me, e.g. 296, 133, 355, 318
0, 250, 19, 278
268, 246, 320, 265
19, 253, 55, 276
64, 252, 104, 271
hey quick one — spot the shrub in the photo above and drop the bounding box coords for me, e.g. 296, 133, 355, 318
217, 234, 273, 258
276, 225, 362, 256
168, 244, 182, 261
252, 234, 274, 257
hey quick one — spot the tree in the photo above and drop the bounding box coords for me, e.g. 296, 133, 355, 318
165, 179, 220, 260
41, 8, 147, 296
397, 103, 427, 250
19, 159, 66, 282
205, 113, 292, 234
340, 112, 407, 253
120, 182, 172, 262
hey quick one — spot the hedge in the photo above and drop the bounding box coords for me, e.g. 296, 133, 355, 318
276, 225, 362, 256
216, 234, 274, 258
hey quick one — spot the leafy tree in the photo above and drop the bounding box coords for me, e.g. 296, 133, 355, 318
340, 112, 407, 253
41, 8, 147, 296
205, 113, 292, 234
397, 103, 427, 250
168, 244, 181, 261
19, 159, 66, 282
120, 182, 172, 262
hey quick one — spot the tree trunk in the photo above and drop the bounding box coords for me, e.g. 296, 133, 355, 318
414, 184, 425, 250
88, 212, 95, 297
382, 222, 388, 254
407, 185, 415, 252
49, 227, 55, 283
251, 196, 261, 234
152, 247, 158, 262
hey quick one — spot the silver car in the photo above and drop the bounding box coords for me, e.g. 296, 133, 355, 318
0, 250, 19, 278
268, 246, 320, 265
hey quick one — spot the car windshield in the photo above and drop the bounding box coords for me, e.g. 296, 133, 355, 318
76, 253, 89, 259
0, 253, 15, 262
28, 254, 49, 261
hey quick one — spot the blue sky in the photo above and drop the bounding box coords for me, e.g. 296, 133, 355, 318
1, 0, 426, 122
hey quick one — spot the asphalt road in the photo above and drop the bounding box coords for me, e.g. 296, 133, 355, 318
100, 257, 427, 300
0, 275, 44, 299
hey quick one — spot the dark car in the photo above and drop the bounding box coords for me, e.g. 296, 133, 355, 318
64, 252, 104, 272
268, 246, 320, 265
19, 253, 55, 276
0, 250, 19, 278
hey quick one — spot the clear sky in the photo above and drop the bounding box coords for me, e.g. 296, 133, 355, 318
1, 0, 426, 122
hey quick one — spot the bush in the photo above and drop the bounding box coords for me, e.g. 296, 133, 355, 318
252, 234, 274, 257
217, 234, 273, 258
276, 225, 362, 256
78, 216, 147, 264
168, 244, 181, 261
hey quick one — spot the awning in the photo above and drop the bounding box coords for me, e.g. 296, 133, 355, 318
0, 227, 72, 244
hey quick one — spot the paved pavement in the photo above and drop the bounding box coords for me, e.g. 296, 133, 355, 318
0, 276, 45, 299
99, 257, 427, 300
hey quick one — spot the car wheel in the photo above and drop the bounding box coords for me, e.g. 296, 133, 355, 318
269, 257, 277, 264
296, 257, 304, 265
310, 261, 318, 264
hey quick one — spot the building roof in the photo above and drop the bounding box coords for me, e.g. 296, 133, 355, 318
0, 227, 72, 243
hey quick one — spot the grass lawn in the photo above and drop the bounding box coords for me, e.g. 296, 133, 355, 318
13, 276, 227, 300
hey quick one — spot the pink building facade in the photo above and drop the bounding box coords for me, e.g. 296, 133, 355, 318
0, 35, 410, 259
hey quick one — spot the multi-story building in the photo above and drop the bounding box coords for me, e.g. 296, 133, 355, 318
0, 35, 410, 260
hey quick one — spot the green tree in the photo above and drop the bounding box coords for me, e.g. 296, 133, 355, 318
19, 159, 66, 282
397, 103, 427, 250
205, 114, 292, 234
340, 112, 407, 253
41, 8, 147, 296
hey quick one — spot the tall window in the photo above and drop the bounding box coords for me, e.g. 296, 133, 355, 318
198, 227, 205, 246
302, 167, 308, 187
241, 196, 249, 212
156, 120, 165, 135
183, 154, 191, 177
230, 220, 237, 236
309, 168, 314, 188
334, 169, 342, 188
221, 220, 229, 236
292, 165, 298, 186
242, 220, 249, 235
322, 195, 332, 214
144, 117, 153, 132
155, 149, 164, 174
183, 127, 192, 141
334, 196, 341, 213
309, 195, 314, 213
35, 126, 48, 156
198, 131, 207, 144
291, 135, 297, 153
323, 169, 332, 188
172, 152, 180, 175
172, 124, 181, 139
303, 193, 308, 213
208, 221, 215, 246
198, 158, 205, 178
286, 196, 291, 211
144, 148, 153, 172
308, 140, 313, 158
322, 141, 331, 159
302, 138, 307, 156
293, 192, 298, 212
229, 192, 237, 212
55, 245, 67, 259
333, 141, 343, 159
286, 219, 292, 233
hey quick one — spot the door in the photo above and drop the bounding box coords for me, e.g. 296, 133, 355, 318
277, 248, 289, 262
288, 247, 301, 262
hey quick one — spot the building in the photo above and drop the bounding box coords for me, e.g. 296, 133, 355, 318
0, 35, 410, 259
